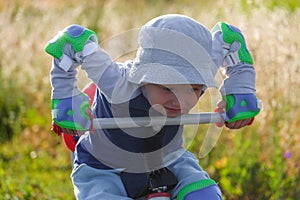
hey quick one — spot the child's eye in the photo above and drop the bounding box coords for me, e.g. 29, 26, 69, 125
188, 87, 199, 93
191, 87, 203, 96
163, 87, 173, 92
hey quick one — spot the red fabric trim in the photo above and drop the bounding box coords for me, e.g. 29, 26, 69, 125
146, 192, 171, 199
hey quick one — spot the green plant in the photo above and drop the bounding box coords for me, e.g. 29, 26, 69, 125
0, 73, 25, 142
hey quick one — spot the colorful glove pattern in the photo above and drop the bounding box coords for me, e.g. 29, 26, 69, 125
45, 24, 98, 59
223, 93, 261, 123
52, 93, 91, 131
212, 21, 253, 66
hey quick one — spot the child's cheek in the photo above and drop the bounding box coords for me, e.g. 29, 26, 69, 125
150, 104, 167, 116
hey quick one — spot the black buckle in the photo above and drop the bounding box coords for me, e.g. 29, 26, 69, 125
121, 167, 178, 199
148, 167, 178, 193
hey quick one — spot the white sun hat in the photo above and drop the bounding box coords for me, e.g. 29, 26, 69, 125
128, 14, 218, 88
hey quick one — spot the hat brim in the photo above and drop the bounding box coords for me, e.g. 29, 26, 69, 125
128, 62, 218, 88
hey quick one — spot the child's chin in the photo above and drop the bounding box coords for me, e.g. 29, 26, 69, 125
166, 112, 181, 118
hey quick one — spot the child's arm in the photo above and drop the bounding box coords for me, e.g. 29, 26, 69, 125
45, 25, 99, 134
211, 22, 261, 128
47, 24, 131, 101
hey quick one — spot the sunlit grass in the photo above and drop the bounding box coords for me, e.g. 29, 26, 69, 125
1, 0, 300, 199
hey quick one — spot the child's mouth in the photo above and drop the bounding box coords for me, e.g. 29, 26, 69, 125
164, 107, 182, 117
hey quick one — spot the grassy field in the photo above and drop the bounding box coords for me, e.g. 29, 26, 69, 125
1, 0, 300, 199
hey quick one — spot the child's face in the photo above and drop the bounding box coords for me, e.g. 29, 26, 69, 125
144, 84, 203, 117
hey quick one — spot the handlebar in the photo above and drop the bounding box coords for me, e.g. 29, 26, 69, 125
92, 112, 223, 129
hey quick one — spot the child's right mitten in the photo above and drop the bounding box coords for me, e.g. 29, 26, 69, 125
45, 25, 98, 132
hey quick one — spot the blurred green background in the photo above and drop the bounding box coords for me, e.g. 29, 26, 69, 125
1, 0, 300, 199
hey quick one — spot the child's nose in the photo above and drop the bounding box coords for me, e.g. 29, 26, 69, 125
172, 93, 189, 108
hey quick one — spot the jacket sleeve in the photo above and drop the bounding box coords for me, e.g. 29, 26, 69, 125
81, 46, 140, 103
